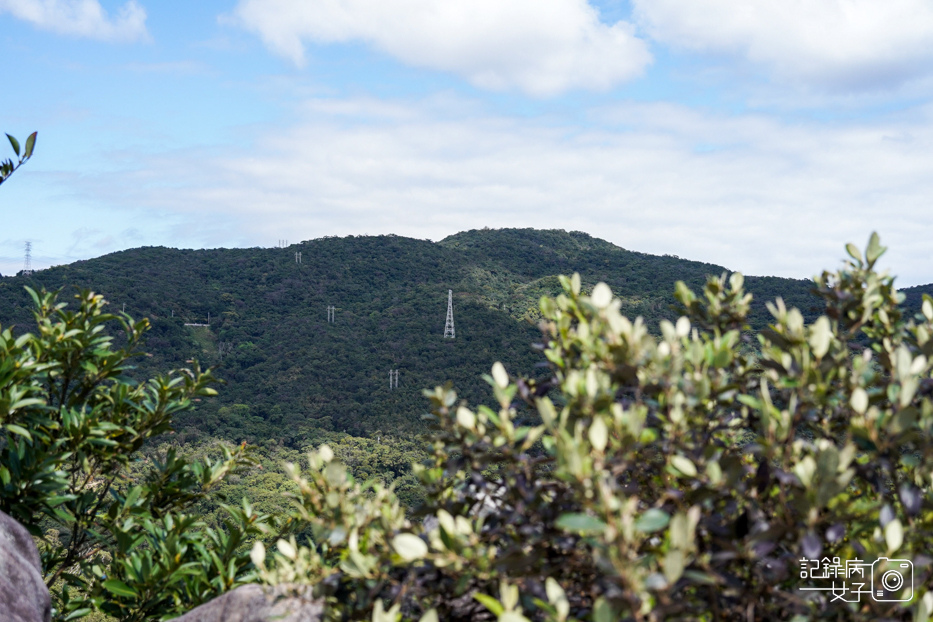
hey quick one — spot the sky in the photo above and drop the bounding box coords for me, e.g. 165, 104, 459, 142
2, 0, 933, 285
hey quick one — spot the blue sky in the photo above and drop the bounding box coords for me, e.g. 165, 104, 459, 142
2, 0, 933, 285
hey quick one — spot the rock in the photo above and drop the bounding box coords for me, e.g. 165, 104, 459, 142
0, 510, 51, 622
176, 584, 324, 622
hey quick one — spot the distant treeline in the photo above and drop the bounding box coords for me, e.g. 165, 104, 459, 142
2, 228, 927, 449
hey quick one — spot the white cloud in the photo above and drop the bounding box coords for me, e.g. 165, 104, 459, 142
632, 0, 933, 90
57, 95, 933, 286
228, 0, 651, 96
0, 0, 148, 42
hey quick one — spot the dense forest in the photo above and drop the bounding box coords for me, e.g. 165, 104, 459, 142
0, 228, 835, 447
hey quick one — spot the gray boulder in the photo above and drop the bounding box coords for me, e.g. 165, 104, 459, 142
0, 510, 51, 622
176, 584, 323, 622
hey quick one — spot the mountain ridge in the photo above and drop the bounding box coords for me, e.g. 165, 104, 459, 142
1, 228, 925, 447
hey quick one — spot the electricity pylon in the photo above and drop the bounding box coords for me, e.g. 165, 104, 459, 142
444, 289, 455, 339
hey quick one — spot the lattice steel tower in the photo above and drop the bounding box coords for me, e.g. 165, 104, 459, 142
22, 241, 33, 275
443, 289, 455, 339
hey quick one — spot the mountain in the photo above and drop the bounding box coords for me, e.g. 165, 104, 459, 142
0, 228, 908, 448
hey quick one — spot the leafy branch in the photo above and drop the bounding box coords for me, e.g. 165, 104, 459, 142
0, 131, 37, 186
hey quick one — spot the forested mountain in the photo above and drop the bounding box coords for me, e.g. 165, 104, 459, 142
0, 228, 906, 449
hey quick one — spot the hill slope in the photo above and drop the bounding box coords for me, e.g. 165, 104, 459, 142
0, 228, 890, 446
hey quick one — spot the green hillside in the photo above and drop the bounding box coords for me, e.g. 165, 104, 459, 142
0, 228, 839, 447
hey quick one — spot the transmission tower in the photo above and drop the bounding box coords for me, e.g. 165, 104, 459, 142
295, 251, 302, 264
327, 305, 335, 323
22, 241, 33, 275
443, 289, 455, 339
389, 369, 399, 389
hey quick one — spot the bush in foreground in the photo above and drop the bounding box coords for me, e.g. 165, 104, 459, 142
0, 289, 274, 621
256, 234, 933, 621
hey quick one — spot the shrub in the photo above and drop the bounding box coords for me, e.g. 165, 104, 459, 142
256, 234, 933, 621
0, 289, 274, 621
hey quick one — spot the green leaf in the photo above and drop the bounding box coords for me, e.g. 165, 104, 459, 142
24, 132, 36, 159
102, 579, 138, 598
491, 362, 509, 389
5, 424, 32, 441
456, 407, 476, 430
473, 593, 504, 617
556, 513, 607, 535
663, 548, 685, 584
593, 598, 615, 622
635, 509, 670, 533
6, 134, 19, 157
885, 518, 903, 553
392, 533, 428, 562
419, 610, 439, 622
372, 600, 401, 622
865, 232, 885, 266
571, 272, 581, 295
729, 272, 744, 292
276, 539, 296, 558
640, 427, 658, 443
682, 570, 718, 584
44, 494, 77, 507
123, 485, 142, 510
916, 592, 933, 622
591, 282, 612, 308
588, 416, 608, 452
845, 242, 862, 262
545, 577, 569, 621
808, 316, 832, 359
850, 388, 868, 414
670, 455, 697, 478
340, 550, 377, 577
536, 397, 558, 427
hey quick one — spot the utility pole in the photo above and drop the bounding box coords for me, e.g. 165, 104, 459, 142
444, 289, 455, 339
